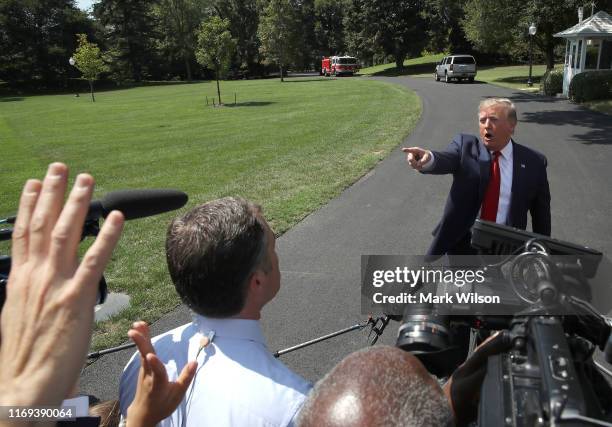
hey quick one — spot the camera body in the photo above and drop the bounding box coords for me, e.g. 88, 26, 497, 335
397, 220, 612, 426
480, 315, 612, 426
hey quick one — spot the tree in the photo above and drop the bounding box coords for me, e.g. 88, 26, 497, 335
344, 0, 377, 66
461, 0, 596, 69
421, 0, 470, 54
212, 0, 261, 77
257, 0, 300, 81
314, 0, 346, 57
156, 0, 209, 81
362, 0, 428, 70
73, 34, 106, 102
196, 16, 236, 104
0, 0, 94, 87
94, 0, 160, 82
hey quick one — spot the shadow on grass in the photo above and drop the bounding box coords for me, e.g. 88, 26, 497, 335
282, 78, 335, 83
493, 76, 543, 85
521, 105, 612, 145
224, 101, 275, 108
369, 61, 438, 77
0, 96, 24, 102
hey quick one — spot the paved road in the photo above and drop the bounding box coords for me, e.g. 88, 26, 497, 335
81, 75, 612, 401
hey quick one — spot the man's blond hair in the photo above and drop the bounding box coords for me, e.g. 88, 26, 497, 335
479, 98, 517, 124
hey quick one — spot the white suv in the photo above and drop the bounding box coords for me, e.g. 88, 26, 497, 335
435, 55, 477, 83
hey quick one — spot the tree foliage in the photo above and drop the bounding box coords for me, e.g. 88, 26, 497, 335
361, 0, 428, 69
196, 15, 236, 103
0, 0, 93, 87
212, 0, 261, 76
257, 0, 300, 81
155, 0, 209, 81
73, 33, 106, 101
314, 0, 346, 56
94, 0, 159, 82
421, 0, 470, 54
461, 0, 596, 69
1, 0, 607, 88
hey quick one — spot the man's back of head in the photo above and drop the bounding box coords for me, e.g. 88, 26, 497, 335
166, 196, 273, 318
298, 346, 452, 427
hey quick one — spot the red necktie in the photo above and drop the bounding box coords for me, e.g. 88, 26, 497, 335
481, 151, 501, 222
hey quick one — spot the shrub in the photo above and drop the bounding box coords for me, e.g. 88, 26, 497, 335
541, 69, 563, 96
568, 70, 612, 103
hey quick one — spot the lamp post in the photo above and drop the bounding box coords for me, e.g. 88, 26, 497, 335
69, 57, 79, 97
527, 23, 537, 87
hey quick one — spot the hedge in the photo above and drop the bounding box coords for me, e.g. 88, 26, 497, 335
541, 69, 563, 96
568, 70, 612, 103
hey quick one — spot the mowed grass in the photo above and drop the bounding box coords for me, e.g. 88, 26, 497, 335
360, 53, 445, 77
0, 77, 420, 350
476, 64, 556, 92
584, 99, 612, 115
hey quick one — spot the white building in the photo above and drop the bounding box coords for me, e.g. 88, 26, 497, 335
553, 10, 612, 96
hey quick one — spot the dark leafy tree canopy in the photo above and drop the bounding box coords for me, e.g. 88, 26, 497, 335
0, 0, 93, 86
2, 0, 610, 87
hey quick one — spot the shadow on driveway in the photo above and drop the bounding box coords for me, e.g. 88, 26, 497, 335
521, 106, 612, 145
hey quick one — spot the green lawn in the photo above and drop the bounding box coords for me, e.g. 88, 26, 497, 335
583, 99, 612, 115
476, 64, 555, 92
360, 53, 445, 76
0, 77, 420, 350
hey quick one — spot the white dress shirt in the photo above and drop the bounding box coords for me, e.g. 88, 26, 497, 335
493, 140, 513, 224
422, 139, 513, 224
119, 314, 312, 427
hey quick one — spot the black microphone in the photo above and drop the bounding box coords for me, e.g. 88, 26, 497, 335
87, 189, 188, 220
0, 189, 188, 240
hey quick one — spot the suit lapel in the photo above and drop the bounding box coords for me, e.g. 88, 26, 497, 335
509, 140, 524, 225
477, 138, 491, 202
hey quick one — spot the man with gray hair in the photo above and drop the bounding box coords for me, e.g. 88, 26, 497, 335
402, 98, 550, 256
119, 197, 312, 427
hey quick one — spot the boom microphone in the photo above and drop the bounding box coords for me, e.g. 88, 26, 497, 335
87, 189, 188, 220
0, 189, 188, 241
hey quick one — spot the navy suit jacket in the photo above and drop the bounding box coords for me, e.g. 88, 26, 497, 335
424, 134, 551, 256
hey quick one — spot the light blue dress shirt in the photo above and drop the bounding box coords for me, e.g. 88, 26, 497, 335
119, 314, 312, 427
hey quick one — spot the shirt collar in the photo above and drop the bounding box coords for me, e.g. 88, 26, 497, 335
191, 313, 267, 345
493, 139, 513, 160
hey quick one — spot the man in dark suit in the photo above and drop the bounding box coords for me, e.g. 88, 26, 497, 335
403, 98, 551, 256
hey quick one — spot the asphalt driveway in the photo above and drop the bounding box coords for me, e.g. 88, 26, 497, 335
81, 75, 612, 401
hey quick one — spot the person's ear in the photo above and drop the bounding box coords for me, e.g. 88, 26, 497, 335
247, 269, 265, 293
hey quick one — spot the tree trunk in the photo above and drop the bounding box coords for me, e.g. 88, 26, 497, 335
215, 64, 222, 105
395, 53, 406, 71
280, 41, 285, 82
89, 80, 95, 103
393, 45, 406, 71
545, 40, 555, 70
184, 53, 192, 82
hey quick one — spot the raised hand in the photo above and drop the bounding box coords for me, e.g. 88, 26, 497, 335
126, 321, 198, 427
0, 163, 124, 408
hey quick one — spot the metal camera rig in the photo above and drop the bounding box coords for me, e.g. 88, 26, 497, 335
396, 220, 612, 426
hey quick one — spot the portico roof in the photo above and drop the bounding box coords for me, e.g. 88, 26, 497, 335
554, 11, 612, 38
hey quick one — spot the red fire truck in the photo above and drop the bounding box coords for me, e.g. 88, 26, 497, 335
321, 56, 359, 76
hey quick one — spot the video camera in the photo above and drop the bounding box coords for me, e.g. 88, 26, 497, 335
396, 220, 612, 426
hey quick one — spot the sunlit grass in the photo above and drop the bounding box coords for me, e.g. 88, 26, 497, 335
0, 77, 421, 350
